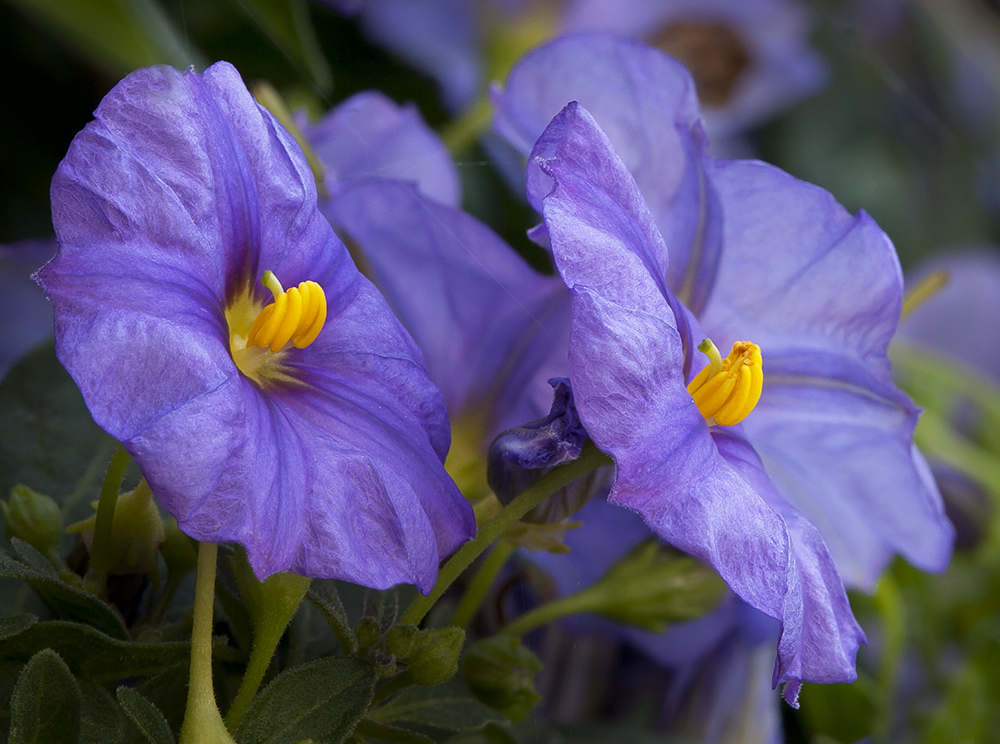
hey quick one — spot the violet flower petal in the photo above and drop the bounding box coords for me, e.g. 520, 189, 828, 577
529, 100, 866, 692
38, 62, 473, 588
700, 159, 954, 587
328, 179, 571, 433
496, 34, 724, 315
304, 90, 461, 207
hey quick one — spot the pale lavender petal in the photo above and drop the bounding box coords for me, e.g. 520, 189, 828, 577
700, 158, 954, 587
304, 90, 460, 207
897, 249, 1000, 384
328, 180, 570, 433
497, 35, 724, 314
353, 0, 481, 111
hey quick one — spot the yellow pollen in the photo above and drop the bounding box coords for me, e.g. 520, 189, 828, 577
245, 271, 327, 353
687, 339, 763, 426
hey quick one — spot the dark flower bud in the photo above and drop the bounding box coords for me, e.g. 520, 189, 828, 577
463, 634, 542, 722
406, 626, 464, 686
2, 485, 63, 564
487, 379, 606, 524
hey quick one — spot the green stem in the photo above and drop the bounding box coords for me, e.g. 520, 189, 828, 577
449, 540, 515, 629
87, 444, 130, 595
224, 562, 311, 731
179, 542, 236, 744
399, 443, 611, 627
501, 591, 597, 638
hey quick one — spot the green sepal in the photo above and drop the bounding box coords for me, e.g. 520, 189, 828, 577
2, 485, 63, 565
368, 678, 507, 732
233, 656, 377, 744
0, 541, 128, 639
7, 649, 81, 744
0, 618, 191, 681
117, 686, 177, 744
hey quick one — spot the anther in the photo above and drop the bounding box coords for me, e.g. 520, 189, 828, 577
687, 339, 763, 426
246, 271, 327, 352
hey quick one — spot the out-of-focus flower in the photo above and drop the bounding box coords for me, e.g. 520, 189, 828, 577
561, 0, 827, 138
323, 0, 825, 139
0, 240, 56, 380
518, 38, 953, 698
897, 250, 1000, 384
36, 62, 474, 590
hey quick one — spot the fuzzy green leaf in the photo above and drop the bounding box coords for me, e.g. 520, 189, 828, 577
8, 649, 81, 744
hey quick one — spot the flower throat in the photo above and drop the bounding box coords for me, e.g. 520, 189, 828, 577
687, 338, 762, 426
227, 270, 327, 383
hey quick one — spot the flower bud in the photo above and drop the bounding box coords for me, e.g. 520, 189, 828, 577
405, 626, 464, 686
2, 485, 63, 564
463, 634, 542, 722
66, 480, 165, 582
488, 379, 606, 524
578, 541, 726, 632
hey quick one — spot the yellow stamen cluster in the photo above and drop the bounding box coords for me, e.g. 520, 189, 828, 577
687, 339, 763, 427
246, 271, 327, 352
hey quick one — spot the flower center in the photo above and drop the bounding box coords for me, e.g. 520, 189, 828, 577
687, 338, 763, 426
227, 271, 327, 383
651, 21, 752, 107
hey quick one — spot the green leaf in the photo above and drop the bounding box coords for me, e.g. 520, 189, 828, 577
369, 679, 506, 732
307, 581, 357, 655
0, 545, 128, 639
80, 680, 127, 744
5, 0, 204, 77
117, 687, 176, 744
234, 656, 377, 744
353, 719, 435, 744
7, 649, 81, 744
0, 614, 36, 641
0, 619, 190, 681
227, 0, 332, 93
0, 345, 120, 523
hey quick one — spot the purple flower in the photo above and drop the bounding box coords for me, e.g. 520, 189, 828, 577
897, 250, 1000, 385
523, 65, 952, 698
303, 90, 461, 207
0, 239, 57, 379
35, 62, 475, 590
560, 0, 827, 137
326, 0, 824, 138
500, 35, 953, 593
